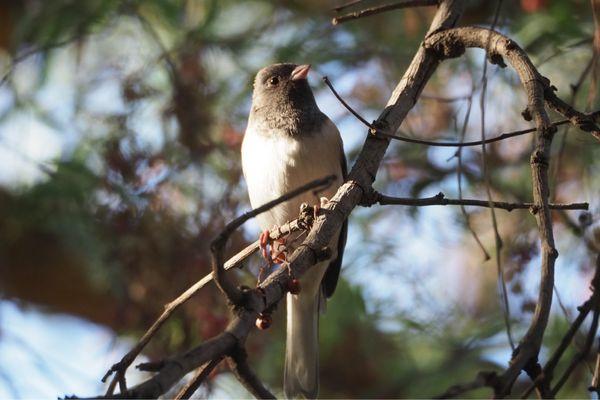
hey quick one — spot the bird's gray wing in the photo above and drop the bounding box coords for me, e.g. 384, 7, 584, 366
322, 142, 347, 298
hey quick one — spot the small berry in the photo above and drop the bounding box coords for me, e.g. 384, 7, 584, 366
288, 278, 301, 295
255, 314, 272, 330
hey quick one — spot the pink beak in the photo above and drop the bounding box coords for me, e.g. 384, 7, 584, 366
291, 64, 311, 80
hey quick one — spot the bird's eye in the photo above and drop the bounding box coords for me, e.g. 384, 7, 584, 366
267, 76, 279, 86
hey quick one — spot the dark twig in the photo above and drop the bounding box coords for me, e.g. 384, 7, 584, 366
456, 91, 490, 260
550, 56, 593, 202
323, 76, 372, 128
545, 88, 600, 142
324, 74, 599, 147
210, 175, 335, 305
332, 0, 439, 25
521, 293, 595, 397
552, 310, 599, 395
375, 122, 556, 146
550, 253, 600, 396
227, 346, 276, 399
174, 358, 222, 400
373, 191, 588, 211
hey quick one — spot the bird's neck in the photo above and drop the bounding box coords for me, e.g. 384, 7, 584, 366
252, 103, 325, 137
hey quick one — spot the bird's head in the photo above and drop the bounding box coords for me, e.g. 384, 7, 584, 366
251, 63, 317, 115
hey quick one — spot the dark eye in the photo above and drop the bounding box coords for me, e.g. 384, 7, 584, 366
267, 76, 279, 86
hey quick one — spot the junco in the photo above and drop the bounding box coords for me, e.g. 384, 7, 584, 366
241, 63, 347, 398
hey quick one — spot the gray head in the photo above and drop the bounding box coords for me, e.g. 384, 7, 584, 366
250, 63, 325, 136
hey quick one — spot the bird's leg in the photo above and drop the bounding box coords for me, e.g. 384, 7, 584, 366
259, 229, 272, 263
259, 228, 289, 264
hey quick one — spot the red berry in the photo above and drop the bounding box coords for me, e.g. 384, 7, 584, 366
288, 278, 301, 295
255, 314, 272, 330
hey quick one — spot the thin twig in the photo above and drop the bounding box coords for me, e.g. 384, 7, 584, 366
332, 0, 439, 25
552, 310, 600, 395
551, 56, 594, 203
227, 345, 276, 399
520, 297, 594, 398
373, 191, 588, 211
550, 253, 600, 396
324, 75, 597, 147
454, 77, 490, 260
323, 76, 372, 128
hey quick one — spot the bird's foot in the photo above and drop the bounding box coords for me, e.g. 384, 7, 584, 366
259, 229, 271, 262
259, 229, 288, 264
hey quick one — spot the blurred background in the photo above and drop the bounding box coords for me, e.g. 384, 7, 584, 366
0, 0, 598, 398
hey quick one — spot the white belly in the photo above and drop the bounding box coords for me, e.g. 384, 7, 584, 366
241, 121, 344, 231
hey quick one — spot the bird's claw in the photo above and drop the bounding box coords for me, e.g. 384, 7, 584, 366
259, 229, 288, 264
259, 229, 271, 260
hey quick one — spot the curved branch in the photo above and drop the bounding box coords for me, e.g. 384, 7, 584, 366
424, 26, 562, 397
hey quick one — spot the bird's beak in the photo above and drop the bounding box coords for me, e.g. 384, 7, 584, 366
291, 64, 311, 81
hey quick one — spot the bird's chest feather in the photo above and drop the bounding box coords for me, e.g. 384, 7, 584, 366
242, 126, 342, 229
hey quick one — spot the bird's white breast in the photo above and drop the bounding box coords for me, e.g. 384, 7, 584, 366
241, 119, 343, 231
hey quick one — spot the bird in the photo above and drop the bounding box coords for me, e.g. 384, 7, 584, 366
241, 63, 347, 399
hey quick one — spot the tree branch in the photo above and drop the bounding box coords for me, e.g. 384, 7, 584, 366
332, 0, 439, 25
210, 175, 336, 305
521, 253, 600, 398
323, 74, 600, 147
422, 26, 561, 397
174, 358, 222, 400
227, 345, 276, 399
372, 191, 588, 211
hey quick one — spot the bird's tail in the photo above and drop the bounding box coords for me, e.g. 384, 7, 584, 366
284, 291, 321, 399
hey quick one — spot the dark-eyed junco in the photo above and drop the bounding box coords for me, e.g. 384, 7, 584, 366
241, 63, 347, 399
